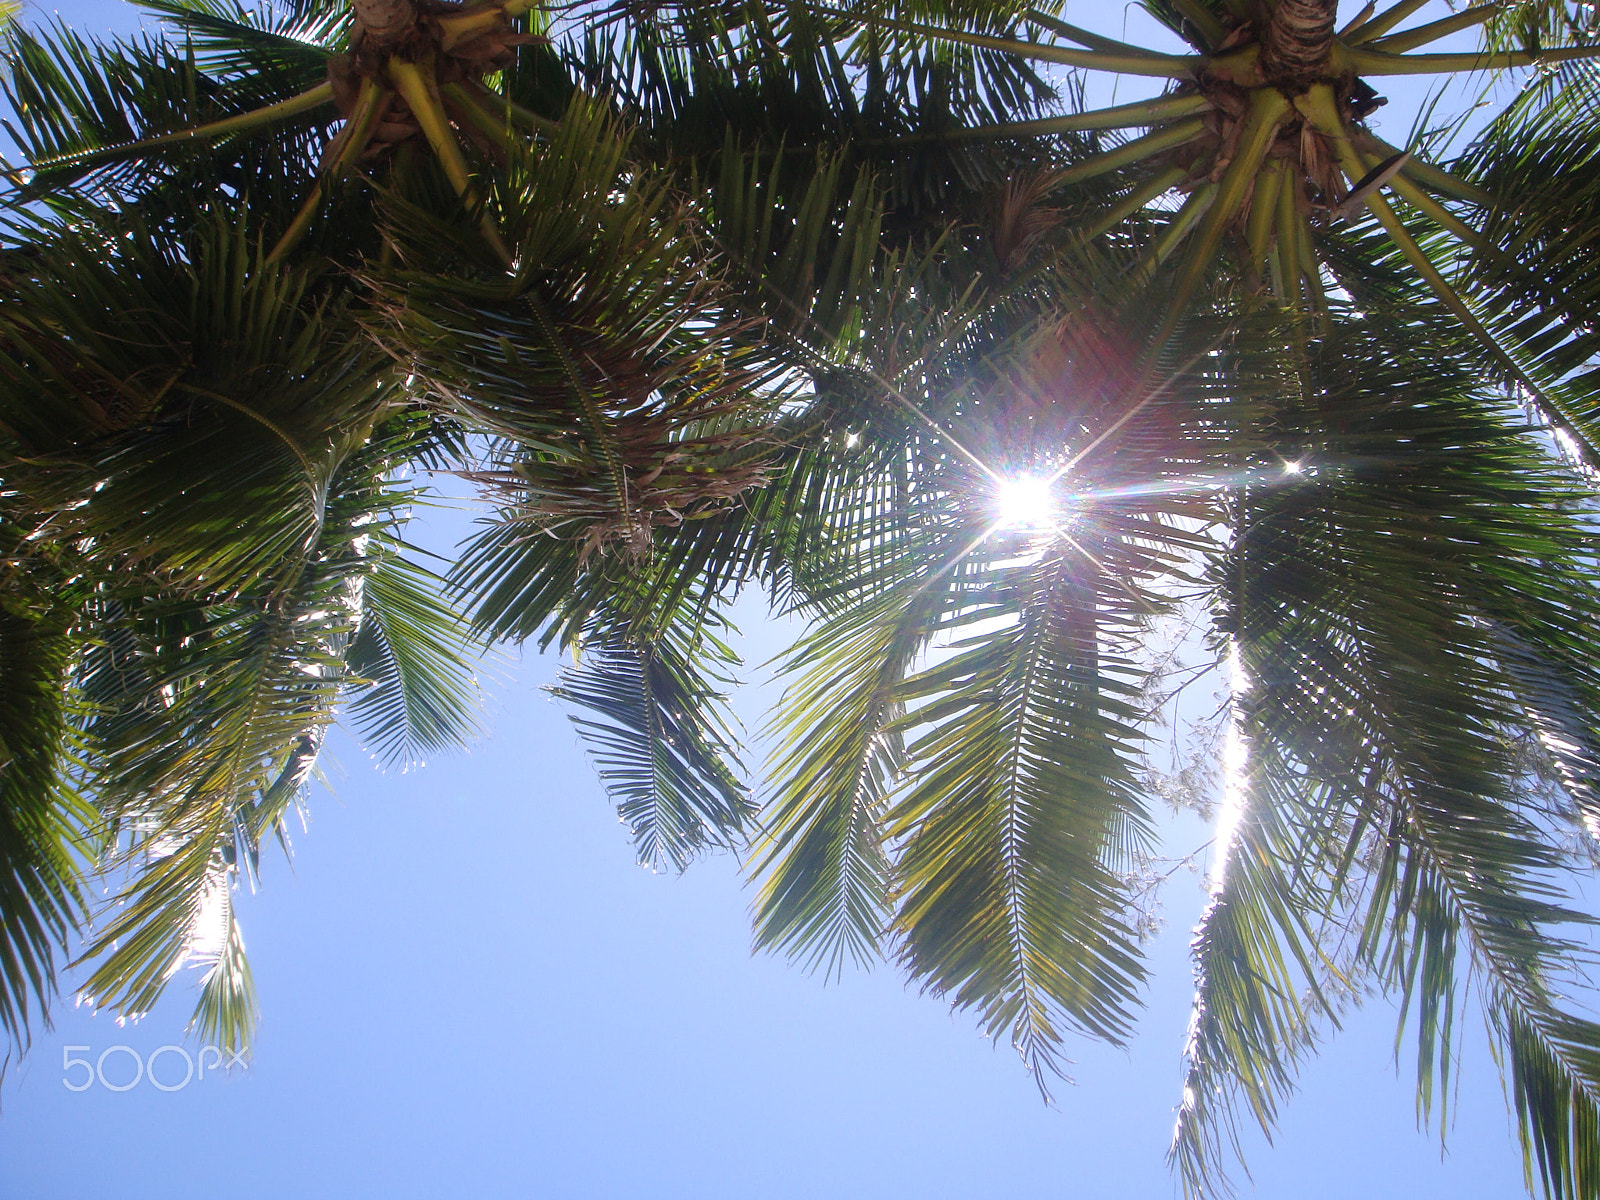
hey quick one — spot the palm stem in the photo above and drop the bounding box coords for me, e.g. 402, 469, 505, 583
1275, 165, 1304, 310
1345, 0, 1429, 44
1295, 211, 1329, 327
464, 82, 558, 134
1245, 158, 1284, 279
820, 8, 1202, 78
387, 60, 471, 196
1161, 88, 1290, 330
1081, 164, 1189, 242
1132, 182, 1216, 286
1338, 3, 1377, 38
266, 183, 325, 265
1371, 163, 1482, 247
1352, 131, 1493, 205
1167, 0, 1228, 47
387, 58, 512, 262
1376, 160, 1600, 349
441, 82, 520, 151
1350, 44, 1600, 74
1024, 9, 1177, 58
30, 82, 334, 174
266, 79, 387, 263
1055, 118, 1208, 186
923, 94, 1211, 142
322, 78, 387, 174
1363, 4, 1497, 54
437, 3, 512, 50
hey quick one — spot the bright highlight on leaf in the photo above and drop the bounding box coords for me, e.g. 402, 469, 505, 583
992, 474, 1057, 530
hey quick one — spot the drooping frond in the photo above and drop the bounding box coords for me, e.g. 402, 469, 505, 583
344, 541, 487, 770
0, 206, 428, 1052
752, 543, 955, 973
550, 615, 753, 871
0, 548, 90, 1050
1175, 314, 1600, 1198
890, 546, 1156, 1087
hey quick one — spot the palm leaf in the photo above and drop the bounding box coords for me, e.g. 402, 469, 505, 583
1175, 313, 1600, 1197
345, 540, 486, 769
0, 559, 90, 1050
550, 616, 754, 871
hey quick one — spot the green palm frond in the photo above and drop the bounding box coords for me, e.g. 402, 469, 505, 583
1453, 68, 1600, 429
1, 20, 335, 224
807, 0, 1600, 464
1173, 315, 1600, 1198
550, 615, 753, 871
751, 552, 950, 972
750, 272, 1237, 1076
1169, 734, 1347, 1197
890, 546, 1156, 1085
1480, 0, 1600, 51
585, 0, 1061, 143
709, 137, 889, 351
75, 439, 402, 1053
345, 540, 487, 770
138, 0, 345, 79
0, 554, 90, 1050
0, 212, 395, 594
0, 205, 427, 1053
373, 95, 786, 569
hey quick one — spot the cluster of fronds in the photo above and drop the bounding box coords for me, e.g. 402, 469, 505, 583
8, 2, 1600, 1199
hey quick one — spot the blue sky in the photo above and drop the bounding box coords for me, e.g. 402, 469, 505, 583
0, 575, 1534, 1197
0, 4, 1551, 1197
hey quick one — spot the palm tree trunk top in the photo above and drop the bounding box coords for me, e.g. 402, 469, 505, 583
351, 0, 418, 50
1261, 0, 1340, 87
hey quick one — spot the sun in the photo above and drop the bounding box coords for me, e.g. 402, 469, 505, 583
993, 475, 1058, 530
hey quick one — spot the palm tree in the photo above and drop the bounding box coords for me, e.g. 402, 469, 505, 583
556, 6, 1600, 1196
0, 0, 861, 1055
842, 0, 1600, 461
0, 208, 487, 1052
8, 1, 1600, 1197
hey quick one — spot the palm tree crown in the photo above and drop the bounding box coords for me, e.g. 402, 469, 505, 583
7, 1, 1600, 1197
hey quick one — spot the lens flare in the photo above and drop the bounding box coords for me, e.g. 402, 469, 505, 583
1209, 642, 1250, 889
993, 475, 1057, 530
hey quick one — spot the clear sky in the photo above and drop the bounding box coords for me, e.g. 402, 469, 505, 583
0, 3, 1549, 1197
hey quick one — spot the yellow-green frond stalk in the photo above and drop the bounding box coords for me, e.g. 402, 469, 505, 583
889, 0, 1600, 354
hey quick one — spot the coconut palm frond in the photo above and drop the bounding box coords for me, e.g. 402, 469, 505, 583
0, 211, 398, 593
74, 430, 413, 1054
549, 613, 753, 871
374, 96, 784, 577
0, 206, 416, 1052
344, 539, 487, 770
889, 546, 1157, 1089
1, 21, 335, 225
0, 549, 91, 1050
1174, 313, 1600, 1197
751, 538, 958, 972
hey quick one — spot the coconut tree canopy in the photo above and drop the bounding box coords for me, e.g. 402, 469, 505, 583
10, 4, 1600, 1199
